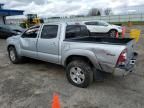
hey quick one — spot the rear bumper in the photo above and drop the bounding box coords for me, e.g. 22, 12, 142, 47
114, 65, 135, 76
113, 52, 138, 76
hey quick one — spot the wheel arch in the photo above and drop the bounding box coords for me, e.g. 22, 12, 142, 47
62, 49, 102, 70
7, 44, 15, 51
108, 29, 118, 33
65, 55, 94, 68
7, 44, 21, 56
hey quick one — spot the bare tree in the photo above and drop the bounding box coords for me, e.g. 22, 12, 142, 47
87, 8, 101, 16
104, 8, 112, 15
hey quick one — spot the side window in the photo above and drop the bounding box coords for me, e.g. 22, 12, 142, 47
98, 22, 108, 26
85, 22, 92, 25
85, 22, 99, 25
65, 25, 81, 39
80, 26, 89, 36
41, 25, 58, 39
65, 25, 89, 39
22, 27, 39, 38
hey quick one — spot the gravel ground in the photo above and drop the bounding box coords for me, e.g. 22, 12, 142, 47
0, 31, 144, 108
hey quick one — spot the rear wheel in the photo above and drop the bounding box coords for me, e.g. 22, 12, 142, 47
66, 60, 93, 88
109, 30, 117, 38
8, 46, 22, 64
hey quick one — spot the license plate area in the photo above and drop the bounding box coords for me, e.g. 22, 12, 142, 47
129, 52, 138, 65
130, 59, 136, 65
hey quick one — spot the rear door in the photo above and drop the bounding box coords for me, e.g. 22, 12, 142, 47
37, 24, 60, 64
97, 21, 109, 33
85, 22, 99, 32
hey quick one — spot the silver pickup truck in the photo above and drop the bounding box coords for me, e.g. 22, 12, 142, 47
6, 22, 138, 88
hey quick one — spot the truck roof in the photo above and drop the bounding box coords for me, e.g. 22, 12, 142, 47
44, 21, 85, 26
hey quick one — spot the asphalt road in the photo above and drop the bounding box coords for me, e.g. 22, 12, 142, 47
0, 34, 144, 108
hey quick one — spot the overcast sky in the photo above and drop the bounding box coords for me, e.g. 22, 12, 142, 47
1, 0, 144, 18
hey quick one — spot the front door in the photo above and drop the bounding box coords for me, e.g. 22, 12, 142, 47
20, 26, 40, 58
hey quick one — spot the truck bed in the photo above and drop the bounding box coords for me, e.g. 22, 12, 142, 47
65, 36, 133, 45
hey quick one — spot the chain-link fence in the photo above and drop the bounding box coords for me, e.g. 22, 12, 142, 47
6, 13, 144, 24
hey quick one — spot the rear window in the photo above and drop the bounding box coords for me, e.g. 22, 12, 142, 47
65, 25, 89, 39
85, 21, 109, 26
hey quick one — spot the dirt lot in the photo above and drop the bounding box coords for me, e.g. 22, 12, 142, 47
0, 33, 144, 108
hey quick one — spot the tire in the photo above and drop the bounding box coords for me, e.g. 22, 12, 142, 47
8, 46, 22, 64
109, 30, 117, 38
66, 60, 93, 88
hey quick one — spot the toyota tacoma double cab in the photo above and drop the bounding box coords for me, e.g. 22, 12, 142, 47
7, 22, 137, 88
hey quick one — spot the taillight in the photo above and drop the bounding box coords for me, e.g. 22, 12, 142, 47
116, 48, 127, 66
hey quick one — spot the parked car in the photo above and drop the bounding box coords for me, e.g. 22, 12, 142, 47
7, 22, 137, 88
83, 20, 122, 37
0, 24, 25, 39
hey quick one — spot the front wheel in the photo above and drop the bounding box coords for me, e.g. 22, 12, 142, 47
8, 46, 22, 64
66, 60, 93, 88
109, 30, 117, 38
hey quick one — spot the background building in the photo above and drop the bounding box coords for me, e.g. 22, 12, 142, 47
0, 3, 24, 24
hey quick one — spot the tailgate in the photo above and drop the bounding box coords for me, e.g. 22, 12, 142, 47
114, 39, 138, 74
125, 39, 137, 66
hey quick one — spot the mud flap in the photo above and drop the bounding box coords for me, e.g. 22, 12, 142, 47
93, 68, 105, 81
